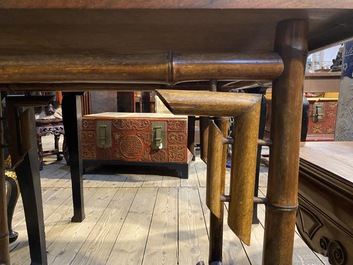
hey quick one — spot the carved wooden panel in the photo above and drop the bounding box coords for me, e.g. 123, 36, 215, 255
306, 99, 338, 141
297, 142, 353, 265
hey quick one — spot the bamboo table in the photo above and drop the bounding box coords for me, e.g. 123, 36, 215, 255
1, 2, 353, 264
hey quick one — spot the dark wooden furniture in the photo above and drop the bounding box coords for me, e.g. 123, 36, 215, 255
36, 118, 66, 170
1, 2, 353, 265
297, 142, 353, 265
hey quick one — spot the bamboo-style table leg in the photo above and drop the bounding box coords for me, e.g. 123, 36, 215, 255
252, 95, 267, 224
0, 99, 10, 265
208, 117, 229, 263
263, 19, 308, 264
62, 92, 85, 222
199, 116, 210, 163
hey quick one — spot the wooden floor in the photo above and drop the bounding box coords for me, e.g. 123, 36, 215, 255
9, 138, 329, 265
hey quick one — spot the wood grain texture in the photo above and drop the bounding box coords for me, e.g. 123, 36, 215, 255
206, 121, 224, 218
0, 8, 352, 73
0, 53, 283, 83
106, 187, 157, 265
263, 19, 308, 265
72, 188, 137, 265
143, 187, 178, 265
2, 0, 353, 9
8, 155, 328, 265
179, 187, 208, 264
156, 90, 262, 117
300, 142, 353, 183
228, 99, 261, 245
47, 188, 116, 265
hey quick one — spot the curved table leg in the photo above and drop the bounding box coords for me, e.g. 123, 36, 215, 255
14, 108, 47, 264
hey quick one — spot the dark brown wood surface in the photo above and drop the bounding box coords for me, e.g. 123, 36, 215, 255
0, 6, 352, 84
0, 8, 351, 55
300, 142, 353, 183
2, 0, 353, 8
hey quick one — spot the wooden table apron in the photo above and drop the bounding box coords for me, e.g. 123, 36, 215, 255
1, 3, 353, 265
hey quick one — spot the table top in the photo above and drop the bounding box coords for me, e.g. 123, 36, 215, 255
1, 1, 353, 56
300, 141, 353, 184
1, 1, 353, 87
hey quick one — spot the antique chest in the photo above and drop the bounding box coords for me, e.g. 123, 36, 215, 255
306, 98, 338, 141
81, 112, 190, 178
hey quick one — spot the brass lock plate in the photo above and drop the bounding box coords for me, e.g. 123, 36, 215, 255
96, 120, 112, 148
312, 102, 325, 122
152, 122, 166, 150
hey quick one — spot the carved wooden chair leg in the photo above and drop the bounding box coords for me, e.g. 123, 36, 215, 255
36, 133, 44, 170
54, 133, 63, 162
5, 175, 19, 243
3, 111, 20, 244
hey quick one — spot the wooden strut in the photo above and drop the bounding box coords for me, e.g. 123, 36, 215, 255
228, 96, 261, 245
223, 137, 272, 147
155, 89, 262, 248
200, 80, 217, 164
155, 90, 262, 117
207, 117, 229, 263
220, 195, 267, 205
0, 52, 283, 84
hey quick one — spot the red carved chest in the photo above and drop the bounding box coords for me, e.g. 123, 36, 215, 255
81, 112, 189, 165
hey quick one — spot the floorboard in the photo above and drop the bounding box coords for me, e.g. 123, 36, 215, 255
106, 187, 157, 265
8, 139, 329, 264
143, 187, 178, 265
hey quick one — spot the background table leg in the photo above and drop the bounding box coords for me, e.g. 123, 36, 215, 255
62, 93, 85, 222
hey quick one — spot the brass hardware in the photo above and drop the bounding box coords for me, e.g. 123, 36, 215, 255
152, 122, 166, 149
312, 102, 324, 122
96, 121, 111, 148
